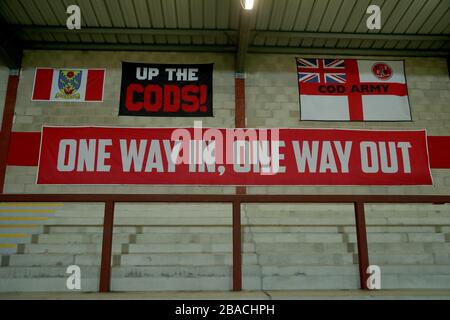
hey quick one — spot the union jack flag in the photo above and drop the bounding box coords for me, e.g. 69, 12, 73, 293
296, 58, 346, 83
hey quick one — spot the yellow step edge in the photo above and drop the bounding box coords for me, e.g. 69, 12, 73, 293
0, 244, 16, 248
0, 203, 63, 207
0, 217, 49, 221
0, 224, 38, 228
0, 234, 30, 238
0, 210, 55, 213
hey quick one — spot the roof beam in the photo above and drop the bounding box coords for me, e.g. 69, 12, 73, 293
22, 42, 235, 53
249, 46, 450, 57
253, 31, 450, 42
20, 26, 237, 40
235, 10, 253, 74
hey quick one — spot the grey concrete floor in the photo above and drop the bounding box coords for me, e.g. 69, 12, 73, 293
1, 290, 450, 300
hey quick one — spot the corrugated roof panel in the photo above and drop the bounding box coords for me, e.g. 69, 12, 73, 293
148, 0, 164, 28
360, 39, 374, 49
162, 0, 178, 28
6, 0, 33, 25
348, 39, 363, 48
191, 36, 204, 45
22, 0, 48, 25
280, 0, 301, 30
312, 39, 327, 47
216, 0, 230, 29
104, 34, 118, 43
394, 40, 410, 49
119, 0, 139, 28
252, 35, 266, 46
215, 35, 228, 45
116, 34, 131, 43
432, 12, 450, 33
228, 0, 240, 29
141, 35, 155, 44
104, 0, 126, 27
90, 0, 113, 27
32, 0, 60, 26
64, 33, 81, 43
324, 39, 339, 48
418, 0, 449, 33
300, 38, 314, 47
318, 0, 343, 32
175, 0, 190, 28
306, 0, 330, 32
204, 0, 216, 29
342, 0, 371, 33
178, 35, 191, 45
287, 38, 301, 47
406, 41, 422, 49
383, 40, 399, 49
0, 1, 20, 24
73, 0, 98, 27
264, 37, 277, 46
133, 0, 151, 27
292, 0, 315, 31
268, 0, 286, 30
255, 0, 273, 30
392, 0, 427, 34
418, 41, 433, 50
405, 0, 441, 33
275, 37, 290, 47
190, 0, 203, 29
371, 40, 387, 49
329, 0, 357, 32
336, 39, 351, 48
430, 41, 447, 50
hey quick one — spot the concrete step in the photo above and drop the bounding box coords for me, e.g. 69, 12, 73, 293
370, 254, 450, 265
119, 253, 258, 266
0, 278, 100, 292
0, 234, 31, 244
111, 265, 261, 278
367, 242, 450, 254
134, 233, 233, 244
35, 233, 130, 244
250, 243, 351, 254
125, 243, 255, 253
380, 275, 450, 289
111, 277, 233, 291
260, 275, 360, 290
7, 254, 103, 267
349, 233, 446, 243
256, 253, 354, 266
0, 266, 99, 278
18, 243, 122, 254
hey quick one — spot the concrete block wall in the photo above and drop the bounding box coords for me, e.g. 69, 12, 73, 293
245, 54, 450, 195
5, 50, 236, 194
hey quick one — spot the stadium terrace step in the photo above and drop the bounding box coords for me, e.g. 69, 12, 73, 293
119, 253, 258, 266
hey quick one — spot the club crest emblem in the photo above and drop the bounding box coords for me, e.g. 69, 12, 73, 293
55, 70, 82, 99
371, 63, 393, 81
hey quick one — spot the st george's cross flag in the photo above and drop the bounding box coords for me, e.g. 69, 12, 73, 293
296, 58, 411, 121
32, 68, 105, 102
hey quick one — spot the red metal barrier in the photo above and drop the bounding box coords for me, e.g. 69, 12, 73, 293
0, 193, 449, 292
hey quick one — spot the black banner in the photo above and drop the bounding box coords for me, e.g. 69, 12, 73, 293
119, 62, 213, 117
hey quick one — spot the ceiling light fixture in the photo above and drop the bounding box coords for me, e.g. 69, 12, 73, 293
241, 0, 254, 10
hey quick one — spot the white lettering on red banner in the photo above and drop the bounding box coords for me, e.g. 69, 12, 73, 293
36, 126, 432, 185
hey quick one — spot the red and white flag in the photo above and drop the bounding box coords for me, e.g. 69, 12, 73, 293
32, 67, 105, 102
296, 58, 411, 121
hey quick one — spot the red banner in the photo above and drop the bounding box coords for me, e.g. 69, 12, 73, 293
36, 126, 432, 185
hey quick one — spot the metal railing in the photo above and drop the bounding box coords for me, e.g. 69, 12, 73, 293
1, 194, 449, 292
